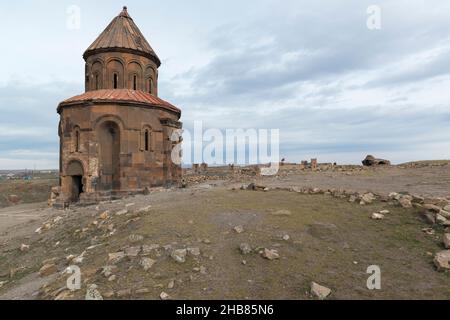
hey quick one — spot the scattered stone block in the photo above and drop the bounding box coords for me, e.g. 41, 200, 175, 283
310, 282, 331, 300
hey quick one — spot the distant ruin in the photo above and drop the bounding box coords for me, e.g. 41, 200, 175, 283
362, 155, 391, 167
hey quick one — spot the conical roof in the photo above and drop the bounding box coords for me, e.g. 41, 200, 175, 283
83, 7, 161, 66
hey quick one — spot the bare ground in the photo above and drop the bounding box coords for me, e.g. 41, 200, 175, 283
0, 164, 449, 300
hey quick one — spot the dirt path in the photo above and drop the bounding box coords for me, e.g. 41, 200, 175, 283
0, 203, 51, 244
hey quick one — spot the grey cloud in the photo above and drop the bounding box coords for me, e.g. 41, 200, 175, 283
0, 80, 82, 168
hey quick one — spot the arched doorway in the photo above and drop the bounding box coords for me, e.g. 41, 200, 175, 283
67, 160, 84, 202
98, 121, 121, 191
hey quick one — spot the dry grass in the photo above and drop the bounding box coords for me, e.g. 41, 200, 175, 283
0, 179, 57, 208
1, 188, 448, 300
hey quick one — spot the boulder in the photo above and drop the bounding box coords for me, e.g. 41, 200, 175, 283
160, 292, 171, 300
398, 197, 412, 208
310, 282, 332, 300
142, 244, 160, 255
101, 266, 117, 278
389, 192, 400, 200
239, 243, 252, 255
140, 258, 156, 271
412, 195, 425, 204
433, 250, 450, 271
128, 234, 144, 243
116, 289, 131, 298
125, 246, 141, 257
261, 248, 279, 260
115, 209, 128, 216
361, 193, 375, 204
423, 204, 441, 213
246, 182, 266, 191
85, 284, 103, 300
439, 210, 450, 219
136, 288, 150, 295
371, 213, 384, 220
39, 264, 58, 277
420, 211, 436, 225
436, 214, 448, 225
171, 249, 187, 263
99, 211, 109, 220
187, 247, 201, 257
108, 252, 126, 264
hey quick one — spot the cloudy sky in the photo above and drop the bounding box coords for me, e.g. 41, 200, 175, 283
1, 0, 450, 169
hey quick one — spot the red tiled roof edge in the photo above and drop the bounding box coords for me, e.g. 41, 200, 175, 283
58, 89, 181, 115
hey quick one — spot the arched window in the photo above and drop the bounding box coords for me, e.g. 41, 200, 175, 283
75, 130, 80, 152
113, 73, 118, 89
94, 73, 100, 90
73, 127, 81, 153
133, 74, 137, 90
141, 127, 152, 152
144, 130, 149, 151
148, 78, 154, 95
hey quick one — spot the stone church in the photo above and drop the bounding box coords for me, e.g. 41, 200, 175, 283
54, 7, 182, 205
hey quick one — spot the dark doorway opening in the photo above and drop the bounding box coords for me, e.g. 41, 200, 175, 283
71, 175, 83, 202
67, 160, 84, 203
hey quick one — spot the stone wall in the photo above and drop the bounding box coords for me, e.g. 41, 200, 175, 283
58, 102, 181, 204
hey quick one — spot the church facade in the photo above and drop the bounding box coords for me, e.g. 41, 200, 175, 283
55, 7, 182, 205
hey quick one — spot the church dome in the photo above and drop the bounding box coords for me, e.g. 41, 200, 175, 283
83, 6, 161, 67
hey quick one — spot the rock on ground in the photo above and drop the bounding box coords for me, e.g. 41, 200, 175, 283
310, 282, 332, 300
436, 214, 447, 225
108, 252, 126, 264
361, 193, 376, 204
140, 257, 156, 271
261, 248, 279, 260
233, 225, 245, 234
443, 234, 450, 249
125, 246, 141, 257
399, 197, 412, 208
160, 292, 171, 300
239, 243, 252, 255
128, 234, 144, 243
171, 249, 187, 263
85, 284, 103, 300
371, 213, 385, 220
39, 264, 58, 277
433, 250, 450, 271
187, 247, 201, 256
